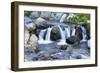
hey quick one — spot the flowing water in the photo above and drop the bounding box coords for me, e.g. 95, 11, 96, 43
81, 26, 87, 42
38, 14, 88, 45
25, 15, 90, 61
38, 24, 80, 45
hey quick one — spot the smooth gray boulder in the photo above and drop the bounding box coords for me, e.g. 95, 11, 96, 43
35, 17, 48, 29
50, 26, 61, 41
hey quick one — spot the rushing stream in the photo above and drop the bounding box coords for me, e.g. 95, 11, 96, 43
24, 12, 90, 61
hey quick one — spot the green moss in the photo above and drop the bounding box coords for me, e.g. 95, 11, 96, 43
24, 11, 32, 16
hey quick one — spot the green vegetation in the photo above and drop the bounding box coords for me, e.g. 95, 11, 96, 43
24, 11, 32, 16
63, 13, 90, 33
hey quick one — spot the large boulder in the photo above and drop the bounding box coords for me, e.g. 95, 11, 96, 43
75, 26, 83, 40
66, 36, 80, 45
25, 23, 36, 36
35, 17, 48, 29
24, 31, 38, 50
29, 34, 38, 50
50, 26, 61, 41
25, 22, 36, 31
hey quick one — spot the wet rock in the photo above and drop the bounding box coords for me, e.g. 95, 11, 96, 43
66, 36, 80, 45
75, 26, 83, 40
51, 51, 70, 59
25, 52, 38, 61
38, 44, 60, 54
80, 41, 88, 49
37, 51, 51, 60
76, 55, 82, 59
50, 26, 61, 41
32, 57, 38, 61
86, 33, 90, 40
24, 47, 35, 54
34, 29, 41, 37
70, 51, 82, 59
51, 52, 64, 59
79, 48, 89, 56
69, 47, 89, 59
34, 49, 40, 53
71, 55, 82, 59
35, 17, 48, 29
60, 45, 67, 50
29, 11, 40, 19
24, 16, 33, 24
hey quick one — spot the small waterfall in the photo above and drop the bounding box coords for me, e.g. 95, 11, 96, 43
58, 25, 66, 41
45, 27, 52, 40
38, 27, 53, 44
39, 29, 46, 40
81, 26, 87, 41
60, 14, 67, 23
71, 28, 76, 36
38, 23, 88, 45
57, 25, 66, 45
65, 27, 70, 38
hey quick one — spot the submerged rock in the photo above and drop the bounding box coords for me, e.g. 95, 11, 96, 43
25, 52, 38, 61
50, 26, 61, 41
37, 51, 51, 60
50, 51, 70, 60
70, 51, 82, 59
60, 45, 67, 50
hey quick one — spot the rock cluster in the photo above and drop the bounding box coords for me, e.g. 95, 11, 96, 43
25, 43, 89, 61
24, 11, 90, 61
